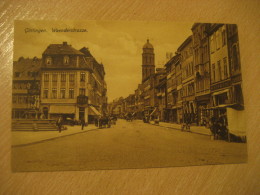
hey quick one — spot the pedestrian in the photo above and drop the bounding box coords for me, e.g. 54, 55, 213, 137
182, 113, 186, 131
218, 111, 228, 140
81, 118, 85, 130
57, 116, 63, 133
186, 113, 191, 131
209, 116, 216, 139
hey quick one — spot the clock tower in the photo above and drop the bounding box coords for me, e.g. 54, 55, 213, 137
142, 39, 155, 83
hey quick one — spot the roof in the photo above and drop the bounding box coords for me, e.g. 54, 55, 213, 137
13, 57, 41, 80
143, 39, 153, 49
13, 57, 41, 73
43, 42, 84, 55
79, 47, 93, 57
177, 35, 192, 52
164, 54, 180, 68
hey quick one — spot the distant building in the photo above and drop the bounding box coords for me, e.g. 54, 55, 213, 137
12, 57, 41, 119
40, 42, 107, 122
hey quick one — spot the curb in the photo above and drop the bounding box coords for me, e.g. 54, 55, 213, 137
12, 127, 100, 147
150, 123, 212, 136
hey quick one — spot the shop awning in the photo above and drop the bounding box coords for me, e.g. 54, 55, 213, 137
89, 106, 101, 116
49, 105, 75, 114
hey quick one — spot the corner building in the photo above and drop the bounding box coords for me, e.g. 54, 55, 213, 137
40, 42, 106, 122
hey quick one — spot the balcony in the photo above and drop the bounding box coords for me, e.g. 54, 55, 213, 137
77, 95, 88, 105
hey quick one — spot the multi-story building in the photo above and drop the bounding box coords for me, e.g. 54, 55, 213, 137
165, 54, 179, 123
40, 42, 107, 123
154, 68, 166, 121
208, 24, 231, 111
79, 47, 108, 121
108, 97, 125, 117
12, 57, 41, 119
175, 52, 183, 123
226, 24, 244, 108
192, 23, 211, 125
178, 36, 195, 123
125, 94, 136, 114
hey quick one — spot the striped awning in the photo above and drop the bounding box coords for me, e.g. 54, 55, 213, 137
89, 106, 101, 116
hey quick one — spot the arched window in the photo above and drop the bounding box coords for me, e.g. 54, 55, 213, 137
46, 57, 52, 65
64, 56, 69, 65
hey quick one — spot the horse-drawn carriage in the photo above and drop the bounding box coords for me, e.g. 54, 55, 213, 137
95, 115, 117, 128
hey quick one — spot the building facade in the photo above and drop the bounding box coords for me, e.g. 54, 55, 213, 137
40, 42, 107, 123
178, 36, 196, 123
192, 23, 211, 125
12, 57, 41, 119
154, 68, 166, 121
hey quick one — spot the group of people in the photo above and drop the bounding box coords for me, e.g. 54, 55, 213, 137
56, 116, 88, 132
209, 112, 228, 140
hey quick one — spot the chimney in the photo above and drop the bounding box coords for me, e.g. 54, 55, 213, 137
63, 42, 67, 46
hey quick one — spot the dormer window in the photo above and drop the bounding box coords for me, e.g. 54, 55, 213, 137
46, 57, 52, 65
64, 56, 69, 65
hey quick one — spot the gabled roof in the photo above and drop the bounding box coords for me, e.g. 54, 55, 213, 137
43, 42, 84, 55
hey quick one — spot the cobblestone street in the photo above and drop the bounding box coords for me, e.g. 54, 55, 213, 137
12, 119, 247, 172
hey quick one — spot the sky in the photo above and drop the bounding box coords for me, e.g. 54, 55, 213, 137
14, 20, 193, 102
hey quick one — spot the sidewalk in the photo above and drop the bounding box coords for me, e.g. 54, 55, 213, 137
12, 124, 99, 147
150, 121, 212, 136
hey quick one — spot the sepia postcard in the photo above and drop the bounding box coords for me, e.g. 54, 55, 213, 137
11, 20, 247, 172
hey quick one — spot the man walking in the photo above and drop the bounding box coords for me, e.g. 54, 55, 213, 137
81, 118, 86, 130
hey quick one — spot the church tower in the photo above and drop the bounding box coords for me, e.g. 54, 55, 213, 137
142, 39, 155, 83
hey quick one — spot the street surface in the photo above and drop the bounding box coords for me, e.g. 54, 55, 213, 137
12, 119, 247, 171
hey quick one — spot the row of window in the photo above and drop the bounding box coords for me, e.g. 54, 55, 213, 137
181, 47, 193, 61
194, 45, 209, 65
43, 88, 86, 99
43, 72, 86, 82
12, 95, 35, 104
182, 62, 194, 79
182, 83, 195, 97
14, 71, 39, 78
210, 27, 226, 53
46, 56, 70, 65
211, 57, 229, 83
